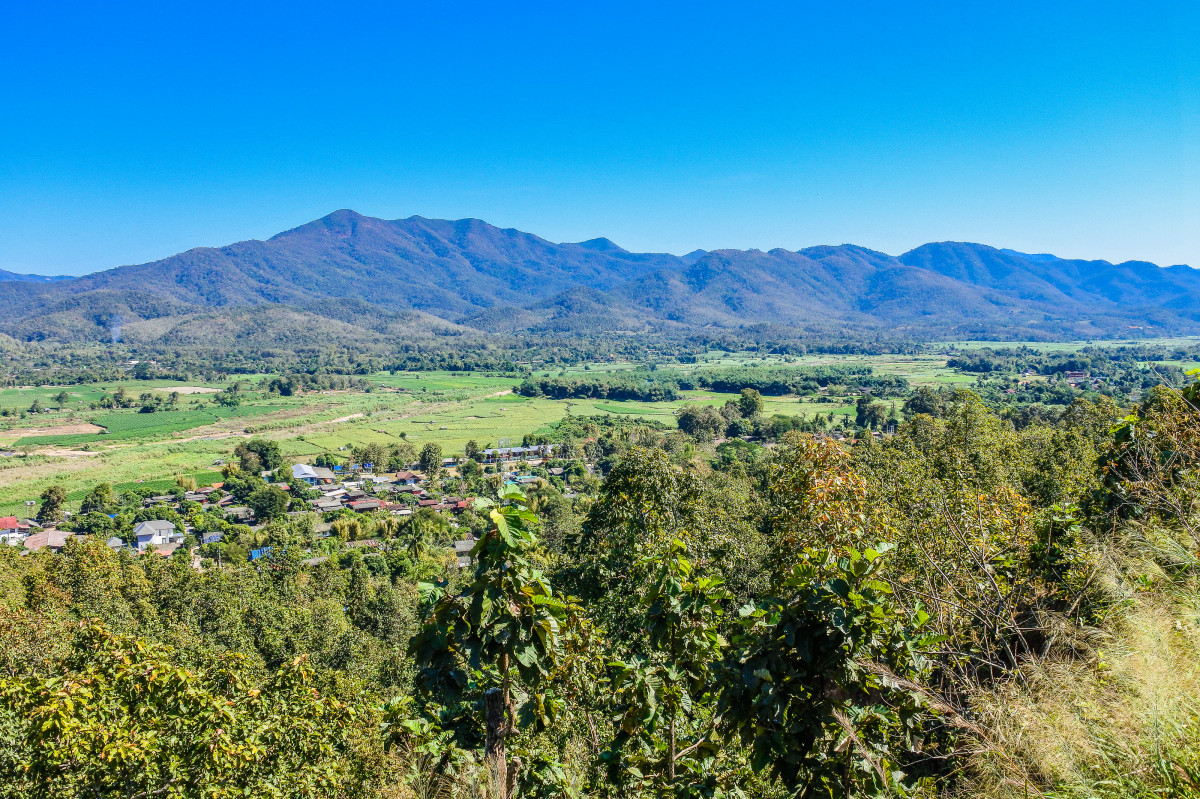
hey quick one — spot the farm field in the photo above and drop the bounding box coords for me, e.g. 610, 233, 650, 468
8, 334, 1182, 519
545, 352, 976, 387
0, 365, 871, 518
0, 377, 269, 412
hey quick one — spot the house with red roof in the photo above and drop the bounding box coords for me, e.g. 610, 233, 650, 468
0, 516, 29, 547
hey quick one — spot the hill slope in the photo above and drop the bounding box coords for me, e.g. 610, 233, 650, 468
3, 213, 1198, 344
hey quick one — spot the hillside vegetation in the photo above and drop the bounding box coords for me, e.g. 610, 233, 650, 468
2, 371, 1200, 798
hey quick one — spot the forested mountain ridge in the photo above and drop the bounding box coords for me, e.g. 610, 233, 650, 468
3, 209, 1199, 344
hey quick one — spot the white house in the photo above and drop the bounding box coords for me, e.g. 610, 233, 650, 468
134, 520, 183, 551
291, 464, 336, 485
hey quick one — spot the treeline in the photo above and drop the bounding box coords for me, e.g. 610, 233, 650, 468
947, 343, 1200, 376
517, 365, 910, 401
516, 373, 681, 401
677, 364, 908, 395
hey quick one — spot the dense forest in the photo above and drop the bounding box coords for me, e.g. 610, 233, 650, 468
3, 372, 1200, 798
516, 365, 911, 403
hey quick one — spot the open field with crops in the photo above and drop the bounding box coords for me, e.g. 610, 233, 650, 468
0, 363, 873, 518
12, 339, 1190, 518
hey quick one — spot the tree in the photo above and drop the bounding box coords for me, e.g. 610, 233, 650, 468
79, 483, 116, 515
411, 486, 575, 798
419, 442, 443, 479
331, 516, 364, 543
247, 486, 289, 521
720, 545, 936, 798
738, 387, 764, 418
235, 438, 282, 473
677, 405, 727, 439
902, 386, 943, 418
606, 537, 730, 794
465, 439, 482, 462
387, 442, 416, 472
399, 508, 445, 560
0, 623, 366, 797
37, 485, 67, 525
856, 395, 888, 429
28, 399, 43, 414
53, 391, 70, 407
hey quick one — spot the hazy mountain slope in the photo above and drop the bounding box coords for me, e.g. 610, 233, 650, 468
5, 210, 685, 322
0, 268, 71, 282
1, 212, 1198, 344
901, 242, 1200, 308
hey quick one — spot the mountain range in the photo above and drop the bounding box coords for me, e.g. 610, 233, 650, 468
2, 209, 1198, 347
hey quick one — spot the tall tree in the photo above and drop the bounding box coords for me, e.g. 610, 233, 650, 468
37, 485, 67, 525
419, 442, 444, 479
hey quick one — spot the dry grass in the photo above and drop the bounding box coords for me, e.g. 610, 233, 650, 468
955, 574, 1200, 798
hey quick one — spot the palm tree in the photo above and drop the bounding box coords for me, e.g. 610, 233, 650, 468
400, 509, 446, 560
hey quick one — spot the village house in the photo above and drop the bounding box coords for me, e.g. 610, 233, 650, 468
0, 516, 29, 547
134, 520, 183, 551
24, 530, 75, 553
480, 445, 559, 464
453, 538, 476, 568
292, 464, 337, 485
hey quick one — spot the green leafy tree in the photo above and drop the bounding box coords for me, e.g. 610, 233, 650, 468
399, 508, 446, 560
236, 438, 283, 472
606, 537, 731, 794
902, 386, 943, 418
0, 623, 366, 797
411, 486, 575, 798
720, 545, 936, 799
37, 485, 67, 525
419, 442, 444, 479
738, 387, 765, 418
247, 486, 290, 521
676, 405, 727, 439
79, 482, 116, 515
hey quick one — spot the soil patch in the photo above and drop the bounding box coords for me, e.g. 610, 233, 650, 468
153, 386, 220, 394
1, 423, 105, 438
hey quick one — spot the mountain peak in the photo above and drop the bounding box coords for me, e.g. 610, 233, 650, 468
570, 237, 629, 253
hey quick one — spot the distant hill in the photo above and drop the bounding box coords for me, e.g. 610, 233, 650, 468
0, 268, 71, 282
2, 211, 1197, 345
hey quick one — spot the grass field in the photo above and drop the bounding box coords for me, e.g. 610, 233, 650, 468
0, 355, 981, 519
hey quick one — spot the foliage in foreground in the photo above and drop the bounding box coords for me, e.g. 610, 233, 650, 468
2, 378, 1200, 798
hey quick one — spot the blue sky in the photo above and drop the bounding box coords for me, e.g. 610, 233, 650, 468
2, 1, 1198, 275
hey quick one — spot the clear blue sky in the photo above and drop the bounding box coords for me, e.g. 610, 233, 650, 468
2, 1, 1198, 275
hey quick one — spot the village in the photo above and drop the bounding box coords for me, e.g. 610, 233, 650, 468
0, 442, 565, 569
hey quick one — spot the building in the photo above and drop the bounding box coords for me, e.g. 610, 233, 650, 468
292, 464, 337, 485
479, 445, 558, 464
134, 520, 183, 551
24, 530, 75, 553
453, 539, 476, 568
0, 516, 29, 547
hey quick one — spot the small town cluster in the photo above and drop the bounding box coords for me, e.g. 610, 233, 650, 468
1, 443, 563, 569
